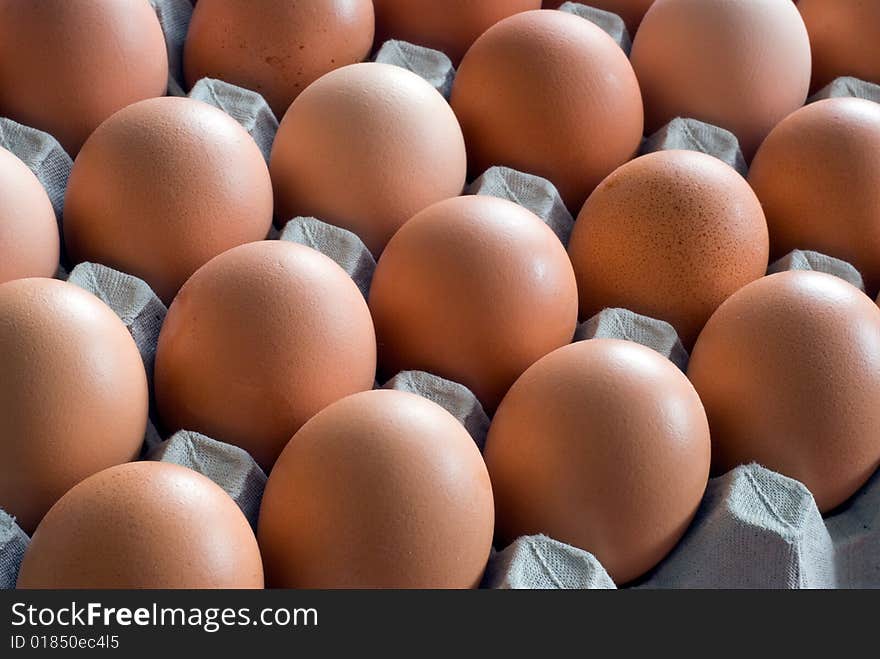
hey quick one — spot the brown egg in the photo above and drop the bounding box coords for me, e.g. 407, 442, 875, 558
688, 271, 880, 513
270, 62, 466, 255
485, 339, 711, 585
748, 98, 880, 295
258, 389, 494, 588
0, 279, 147, 534
0, 147, 59, 284
17, 462, 263, 589
155, 241, 376, 470
373, 0, 540, 64
369, 195, 578, 411
184, 0, 375, 118
799, 0, 880, 92
63, 97, 273, 304
451, 9, 643, 211
568, 150, 769, 347
630, 0, 811, 159
0, 0, 167, 155
541, 0, 655, 35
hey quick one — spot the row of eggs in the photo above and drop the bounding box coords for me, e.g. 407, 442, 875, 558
1, 0, 879, 587
7, 261, 880, 588
1, 1, 877, 156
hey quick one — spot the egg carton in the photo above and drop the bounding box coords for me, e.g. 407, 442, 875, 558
3, 1, 880, 589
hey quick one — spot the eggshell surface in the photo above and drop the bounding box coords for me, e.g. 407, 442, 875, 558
0, 147, 59, 284
688, 271, 880, 513
484, 339, 711, 585
0, 0, 168, 155
184, 0, 375, 118
368, 195, 578, 411
799, 0, 880, 92
568, 150, 769, 347
748, 98, 880, 295
630, 0, 811, 159
373, 0, 540, 64
451, 10, 643, 211
154, 241, 376, 470
63, 97, 273, 304
0, 279, 148, 534
17, 462, 263, 589
270, 62, 466, 255
541, 0, 654, 34
258, 389, 494, 589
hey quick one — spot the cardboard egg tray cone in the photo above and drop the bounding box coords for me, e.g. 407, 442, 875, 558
2, 1, 880, 590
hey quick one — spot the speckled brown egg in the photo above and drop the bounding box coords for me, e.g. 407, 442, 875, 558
368, 195, 578, 412
631, 0, 811, 159
17, 462, 263, 589
63, 96, 273, 304
373, 0, 539, 64
270, 62, 466, 255
154, 241, 376, 470
799, 0, 880, 92
0, 279, 147, 534
748, 98, 880, 296
688, 271, 880, 513
484, 339, 711, 585
184, 0, 375, 118
568, 150, 769, 347
451, 9, 643, 211
541, 0, 655, 35
0, 147, 58, 284
258, 389, 494, 589
0, 0, 167, 155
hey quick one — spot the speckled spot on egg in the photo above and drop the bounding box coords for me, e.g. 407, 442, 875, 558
568, 150, 769, 347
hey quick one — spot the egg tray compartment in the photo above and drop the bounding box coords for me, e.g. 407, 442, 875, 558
3, 0, 880, 589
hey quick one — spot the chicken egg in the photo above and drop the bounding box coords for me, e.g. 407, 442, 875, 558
0, 0, 168, 154
630, 0, 811, 159
0, 279, 148, 534
368, 195, 578, 412
688, 271, 880, 513
484, 338, 711, 585
258, 389, 494, 588
0, 147, 59, 284
748, 98, 880, 295
17, 462, 263, 589
154, 241, 376, 470
184, 0, 375, 118
270, 62, 466, 255
451, 9, 643, 211
63, 96, 273, 304
568, 150, 769, 347
799, 0, 880, 92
